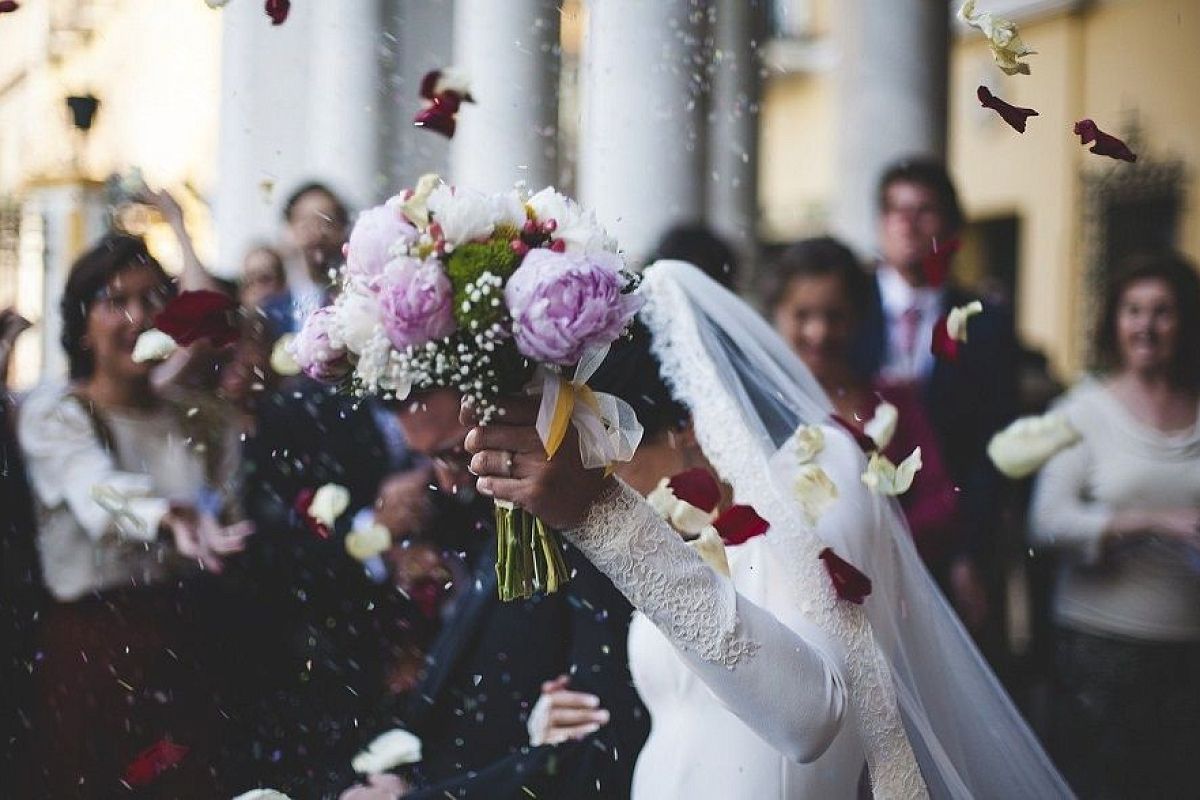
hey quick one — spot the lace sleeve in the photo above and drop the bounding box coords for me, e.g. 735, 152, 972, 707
567, 479, 848, 763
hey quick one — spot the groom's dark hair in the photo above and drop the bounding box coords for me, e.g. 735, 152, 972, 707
589, 318, 690, 439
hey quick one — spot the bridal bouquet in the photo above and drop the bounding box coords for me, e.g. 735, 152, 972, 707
292, 175, 644, 600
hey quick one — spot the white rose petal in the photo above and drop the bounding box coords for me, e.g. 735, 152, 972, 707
427, 185, 495, 247
861, 448, 923, 496
432, 67, 472, 97
308, 483, 351, 528
132, 329, 178, 363
646, 478, 677, 518
794, 463, 838, 524
645, 479, 716, 535
864, 402, 899, 451
791, 424, 825, 464
946, 301, 983, 343
958, 0, 1037, 76
490, 189, 528, 231
987, 411, 1081, 479
345, 523, 392, 562
231, 791, 292, 800
351, 728, 423, 774
401, 173, 441, 229
689, 526, 731, 577
270, 334, 301, 376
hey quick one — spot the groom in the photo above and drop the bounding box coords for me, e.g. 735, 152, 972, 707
340, 389, 648, 799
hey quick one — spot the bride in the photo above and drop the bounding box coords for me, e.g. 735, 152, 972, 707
464, 260, 1070, 798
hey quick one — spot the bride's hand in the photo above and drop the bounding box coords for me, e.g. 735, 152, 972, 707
527, 674, 611, 746
462, 396, 614, 530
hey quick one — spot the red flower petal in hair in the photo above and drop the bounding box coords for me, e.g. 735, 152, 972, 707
0, 2, 20, 13
713, 504, 769, 546
667, 467, 722, 513
830, 414, 876, 454
154, 290, 239, 347
818, 547, 872, 605
293, 487, 330, 539
977, 86, 1038, 133
265, 0, 290, 25
122, 739, 189, 788
920, 238, 960, 288
930, 314, 959, 361
1073, 119, 1136, 163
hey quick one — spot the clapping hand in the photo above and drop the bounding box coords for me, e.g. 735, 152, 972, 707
162, 507, 253, 574
527, 674, 611, 746
462, 396, 613, 530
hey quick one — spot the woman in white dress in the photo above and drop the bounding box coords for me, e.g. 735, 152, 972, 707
465, 261, 1071, 799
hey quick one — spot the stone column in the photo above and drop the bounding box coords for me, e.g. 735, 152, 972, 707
831, 0, 949, 255
707, 0, 765, 282
449, 0, 561, 193
579, 0, 710, 262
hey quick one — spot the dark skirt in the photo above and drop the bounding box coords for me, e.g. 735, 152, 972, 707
29, 584, 226, 799
1051, 625, 1200, 800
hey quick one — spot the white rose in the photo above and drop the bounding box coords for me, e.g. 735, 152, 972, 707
861, 448, 922, 496
688, 526, 731, 577
987, 411, 1080, 479
863, 402, 899, 450
345, 523, 392, 562
526, 187, 615, 254
427, 185, 495, 247
791, 425, 825, 464
794, 463, 838, 524
946, 301, 984, 342
490, 189, 528, 231
132, 329, 177, 363
309, 483, 351, 528
332, 286, 381, 356
351, 728, 423, 774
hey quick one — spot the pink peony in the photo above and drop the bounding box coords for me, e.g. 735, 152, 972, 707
378, 256, 456, 349
291, 306, 352, 383
346, 199, 418, 287
505, 249, 642, 365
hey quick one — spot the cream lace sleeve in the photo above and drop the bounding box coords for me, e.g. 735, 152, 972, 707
567, 479, 848, 763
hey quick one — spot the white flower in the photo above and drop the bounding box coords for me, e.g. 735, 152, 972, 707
987, 411, 1080, 479
269, 333, 300, 376
645, 479, 717, 535
791, 425, 825, 464
958, 0, 1037, 76
231, 791, 292, 800
345, 523, 392, 562
132, 329, 178, 363
946, 301, 983, 342
427, 185, 495, 247
308, 483, 351, 528
400, 173, 441, 229
527, 187, 616, 254
794, 463, 838, 524
491, 189, 528, 231
352, 728, 423, 774
331, 286, 382, 355
688, 526, 731, 577
863, 402, 899, 450
861, 448, 923, 496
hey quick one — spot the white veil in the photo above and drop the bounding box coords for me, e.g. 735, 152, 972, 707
638, 260, 1071, 799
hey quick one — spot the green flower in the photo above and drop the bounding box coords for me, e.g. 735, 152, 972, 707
446, 239, 522, 330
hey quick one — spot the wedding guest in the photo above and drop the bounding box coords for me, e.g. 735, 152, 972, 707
239, 244, 287, 310
17, 234, 251, 797
851, 157, 1017, 633
1030, 252, 1200, 798
768, 237, 961, 573
338, 388, 648, 800
648, 223, 740, 289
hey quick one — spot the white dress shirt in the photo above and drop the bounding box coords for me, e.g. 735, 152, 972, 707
876, 264, 943, 382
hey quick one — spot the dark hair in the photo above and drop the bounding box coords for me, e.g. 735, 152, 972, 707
60, 233, 173, 380
648, 224, 739, 289
876, 157, 964, 232
242, 243, 286, 283
282, 181, 350, 227
1095, 251, 1200, 387
763, 236, 870, 318
589, 319, 689, 440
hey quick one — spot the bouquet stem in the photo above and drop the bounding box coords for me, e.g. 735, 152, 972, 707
494, 501, 570, 601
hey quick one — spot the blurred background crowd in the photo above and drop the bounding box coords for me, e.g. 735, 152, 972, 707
0, 1, 1198, 798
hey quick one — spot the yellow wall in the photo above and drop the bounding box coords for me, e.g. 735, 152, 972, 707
759, 71, 836, 240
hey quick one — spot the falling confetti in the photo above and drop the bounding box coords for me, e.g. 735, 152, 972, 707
920, 238, 960, 287
122, 739, 190, 788
976, 86, 1038, 133
413, 69, 474, 139
265, 0, 289, 25
1073, 118, 1137, 163
818, 548, 872, 605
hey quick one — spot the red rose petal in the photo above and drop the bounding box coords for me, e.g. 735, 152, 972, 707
419, 70, 442, 101
153, 290, 239, 347
667, 468, 722, 513
0, 2, 20, 13
930, 314, 959, 361
818, 547, 872, 605
414, 101, 458, 138
1073, 119, 1137, 163
830, 414, 876, 454
122, 739, 189, 788
265, 0, 290, 25
292, 487, 330, 539
977, 86, 1039, 133
713, 504, 769, 546
920, 238, 960, 288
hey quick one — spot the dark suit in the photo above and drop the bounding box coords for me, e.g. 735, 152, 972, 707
385, 504, 649, 799
853, 276, 1019, 570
